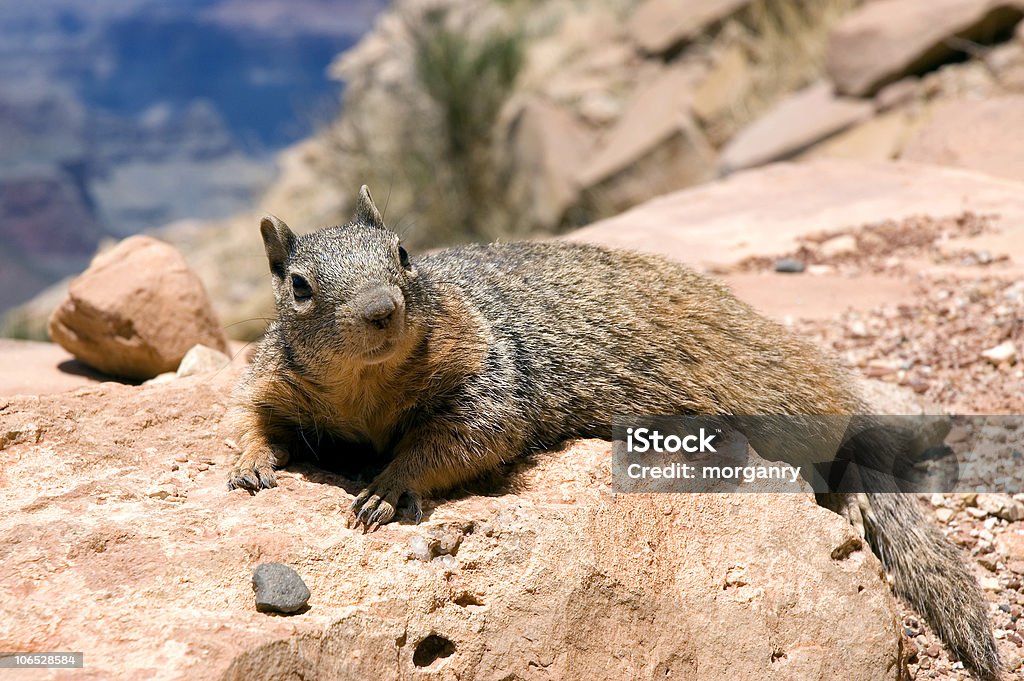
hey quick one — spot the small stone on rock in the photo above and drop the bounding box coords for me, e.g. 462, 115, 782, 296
143, 372, 178, 386
177, 344, 231, 378
774, 258, 805, 273
819, 234, 858, 258
966, 506, 988, 519
981, 341, 1017, 365
977, 494, 1024, 522
407, 535, 433, 562
980, 576, 1001, 591
252, 562, 310, 614
146, 484, 177, 500
434, 554, 459, 569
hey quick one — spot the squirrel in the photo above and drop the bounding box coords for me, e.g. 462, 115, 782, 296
227, 186, 999, 680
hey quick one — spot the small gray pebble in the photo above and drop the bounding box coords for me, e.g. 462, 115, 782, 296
774, 258, 805, 273
252, 562, 310, 614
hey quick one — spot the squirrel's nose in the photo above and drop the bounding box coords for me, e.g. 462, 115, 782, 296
362, 294, 396, 329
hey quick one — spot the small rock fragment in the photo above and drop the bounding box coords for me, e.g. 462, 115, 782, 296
407, 535, 433, 562
434, 554, 459, 569
0, 422, 42, 451
252, 563, 310, 614
407, 527, 464, 562
966, 506, 988, 519
849, 320, 869, 338
177, 344, 231, 378
976, 494, 1024, 522
146, 484, 179, 500
432, 529, 463, 557
143, 372, 177, 385
819, 234, 858, 259
981, 341, 1017, 365
774, 258, 805, 273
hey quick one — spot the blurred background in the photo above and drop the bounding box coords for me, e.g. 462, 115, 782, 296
3, 0, 1023, 341
0, 0, 386, 334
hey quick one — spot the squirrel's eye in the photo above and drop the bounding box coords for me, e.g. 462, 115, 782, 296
398, 244, 411, 269
291, 273, 313, 301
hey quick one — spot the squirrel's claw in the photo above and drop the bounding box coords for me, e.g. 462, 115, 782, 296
350, 479, 412, 530
226, 457, 278, 493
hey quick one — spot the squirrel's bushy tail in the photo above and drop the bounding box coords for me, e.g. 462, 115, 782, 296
862, 492, 1000, 680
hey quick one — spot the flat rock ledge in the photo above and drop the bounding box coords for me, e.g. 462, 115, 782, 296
0, 370, 901, 680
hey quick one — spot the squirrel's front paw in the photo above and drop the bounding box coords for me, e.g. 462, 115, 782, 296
227, 449, 281, 493
350, 475, 421, 531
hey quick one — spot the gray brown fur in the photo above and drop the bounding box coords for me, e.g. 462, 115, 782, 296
227, 186, 999, 680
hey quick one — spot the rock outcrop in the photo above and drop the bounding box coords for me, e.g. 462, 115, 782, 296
627, 0, 753, 55
827, 0, 1024, 96
48, 236, 229, 380
570, 158, 1024, 269
0, 370, 902, 680
502, 96, 594, 231
720, 81, 874, 173
578, 65, 716, 216
900, 95, 1024, 183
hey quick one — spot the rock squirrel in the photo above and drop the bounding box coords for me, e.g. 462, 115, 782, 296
227, 186, 999, 680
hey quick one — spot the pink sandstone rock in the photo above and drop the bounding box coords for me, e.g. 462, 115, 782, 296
827, 0, 1024, 96
0, 371, 902, 680
48, 235, 229, 381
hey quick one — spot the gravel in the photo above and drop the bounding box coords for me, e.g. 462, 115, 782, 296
746, 213, 1024, 679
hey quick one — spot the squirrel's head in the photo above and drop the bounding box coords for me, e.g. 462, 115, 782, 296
260, 186, 421, 371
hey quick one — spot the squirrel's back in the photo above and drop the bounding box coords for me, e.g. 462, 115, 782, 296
420, 240, 862, 443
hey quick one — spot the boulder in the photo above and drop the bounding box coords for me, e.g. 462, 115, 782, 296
827, 0, 1024, 96
627, 0, 753, 55
569, 159, 1024, 269
0, 375, 902, 680
578, 66, 716, 217
720, 81, 874, 173
48, 235, 229, 381
900, 95, 1024, 183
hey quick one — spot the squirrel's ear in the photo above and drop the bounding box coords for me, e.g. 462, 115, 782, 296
260, 215, 295, 279
354, 184, 385, 229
